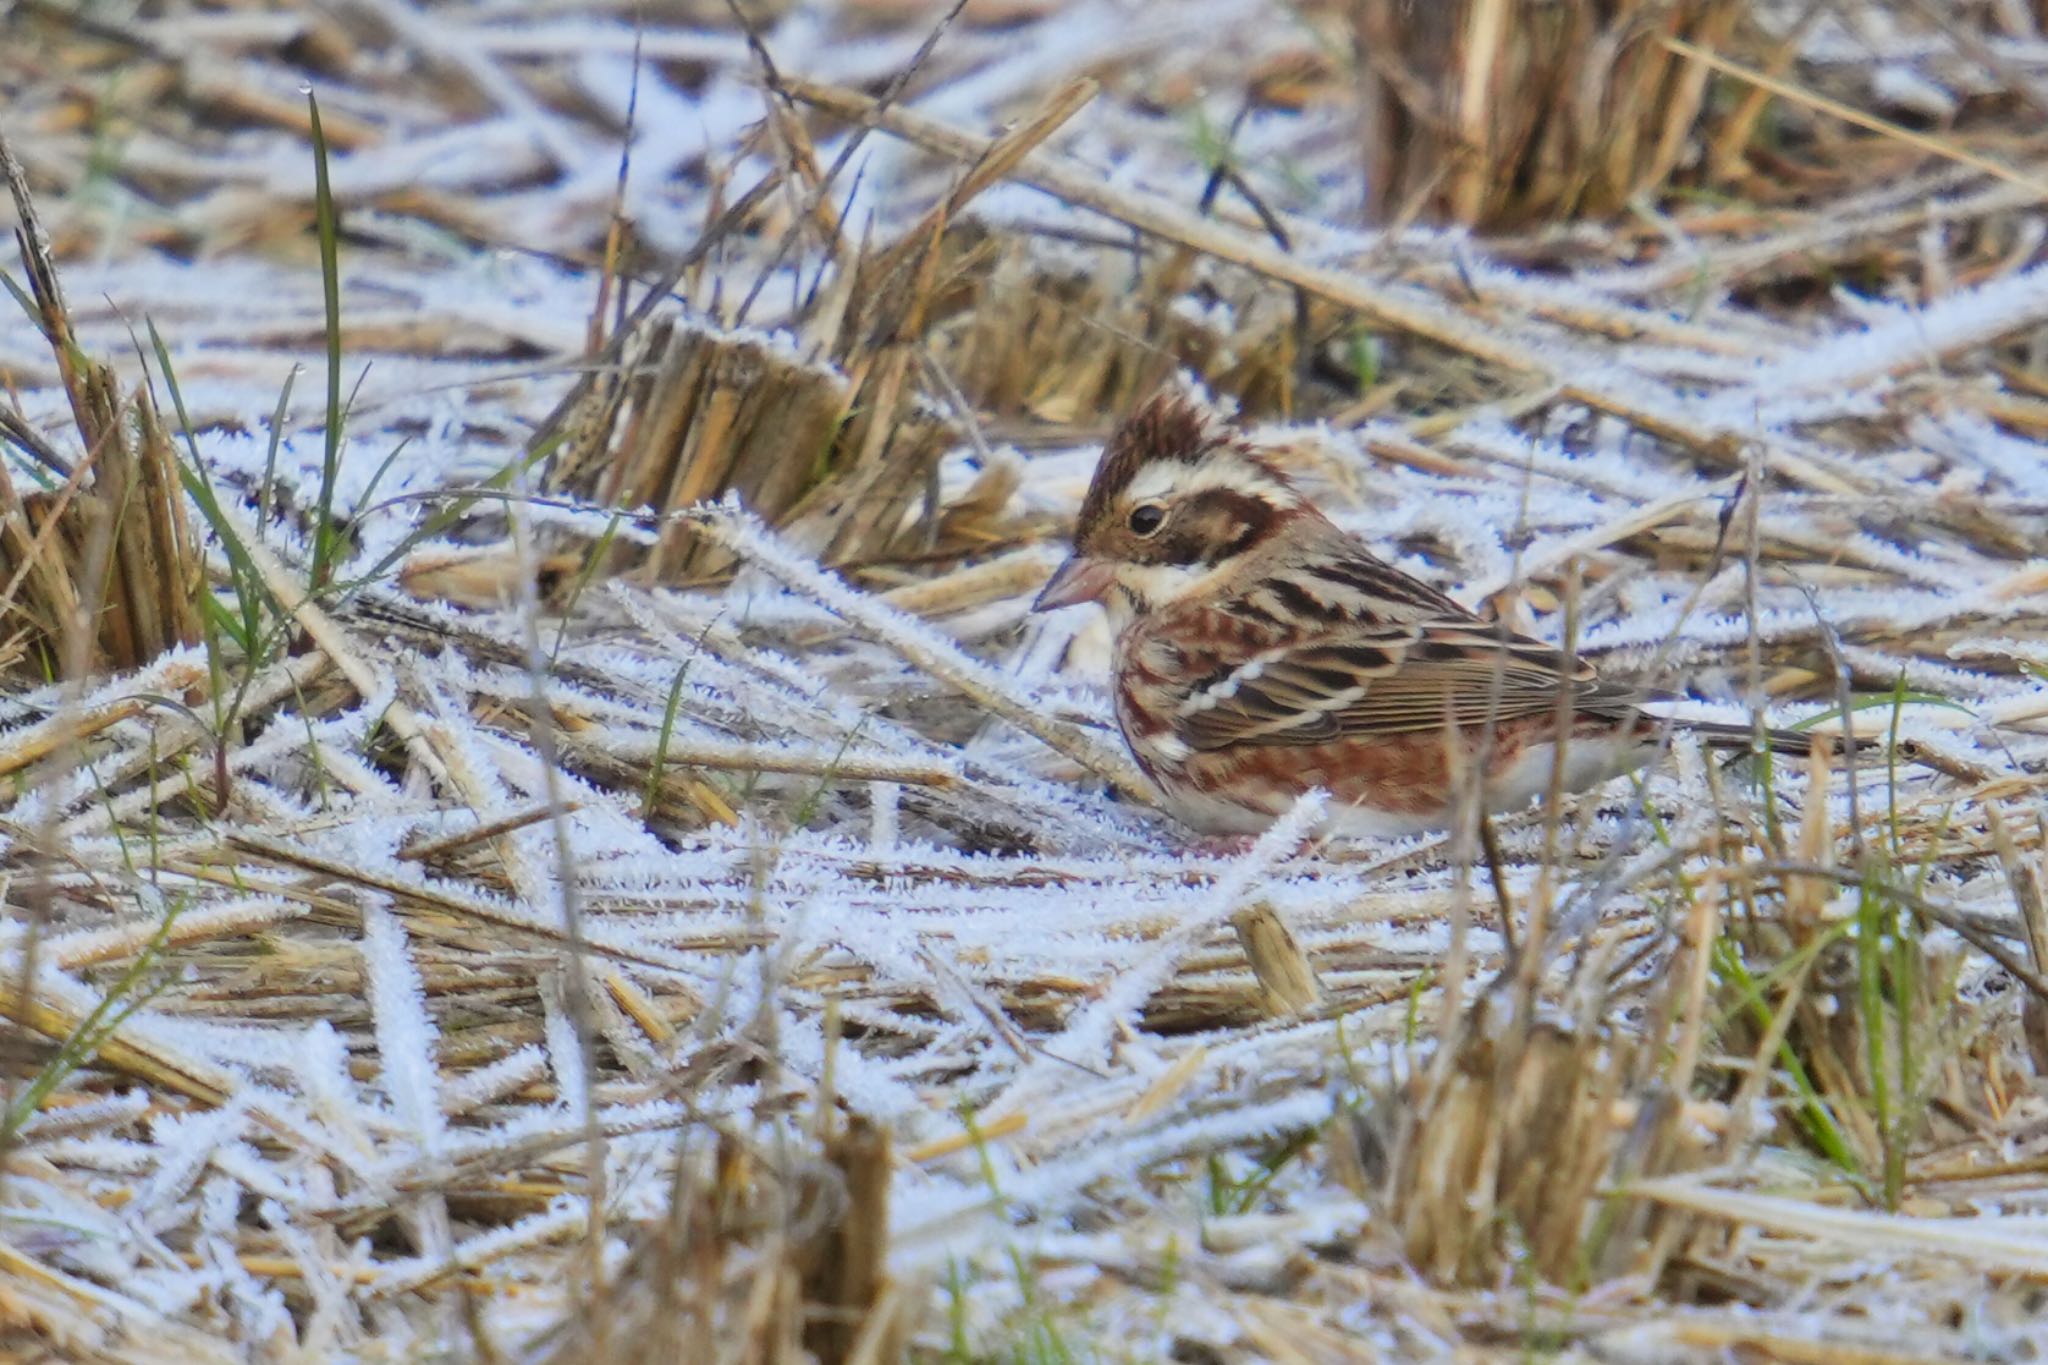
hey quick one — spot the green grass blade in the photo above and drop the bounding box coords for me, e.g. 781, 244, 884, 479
307, 88, 345, 592
0, 899, 185, 1141
644, 659, 693, 819
334, 435, 561, 603
1, 263, 43, 330
1711, 937, 1862, 1180
259, 363, 298, 535
549, 508, 627, 664
146, 317, 272, 675
1854, 874, 1895, 1206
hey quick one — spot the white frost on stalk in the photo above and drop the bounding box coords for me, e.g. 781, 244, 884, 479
300, 1020, 384, 1172
373, 1199, 588, 1298
870, 780, 900, 852
687, 499, 1152, 806
540, 970, 593, 1125
1913, 411, 2048, 498
1026, 791, 1326, 1080
360, 902, 448, 1158
441, 1044, 551, 1117
1739, 264, 2048, 400
132, 1099, 249, 1228
777, 1006, 930, 1122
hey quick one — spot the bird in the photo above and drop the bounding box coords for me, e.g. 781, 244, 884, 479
1031, 390, 1834, 838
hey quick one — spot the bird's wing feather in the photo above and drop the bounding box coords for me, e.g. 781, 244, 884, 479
1175, 620, 1625, 752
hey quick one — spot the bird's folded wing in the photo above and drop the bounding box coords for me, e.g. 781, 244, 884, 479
1175, 622, 1619, 751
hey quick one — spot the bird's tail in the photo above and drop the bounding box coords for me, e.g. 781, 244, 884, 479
1681, 718, 1863, 759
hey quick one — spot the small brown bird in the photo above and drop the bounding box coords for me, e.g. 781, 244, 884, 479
1032, 391, 1824, 837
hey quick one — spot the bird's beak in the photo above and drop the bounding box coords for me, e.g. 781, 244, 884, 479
1033, 555, 1115, 612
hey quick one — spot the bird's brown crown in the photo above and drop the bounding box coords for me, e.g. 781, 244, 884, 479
1071, 391, 1305, 575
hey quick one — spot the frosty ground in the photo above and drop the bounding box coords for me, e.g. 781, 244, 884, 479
4, 1, 2048, 1361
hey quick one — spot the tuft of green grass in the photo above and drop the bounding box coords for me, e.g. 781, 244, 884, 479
307, 88, 347, 593
0, 898, 185, 1145
933, 1103, 1123, 1365
144, 318, 300, 763
1344, 327, 1383, 393
1701, 682, 1984, 1206
1204, 1123, 1319, 1218
1712, 928, 1861, 1180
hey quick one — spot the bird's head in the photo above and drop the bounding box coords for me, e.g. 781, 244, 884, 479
1033, 391, 1308, 621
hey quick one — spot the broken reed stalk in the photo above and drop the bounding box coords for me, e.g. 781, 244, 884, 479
530, 1117, 900, 1365
1230, 902, 1325, 1017
547, 323, 860, 578
1987, 805, 2048, 1073
925, 232, 1303, 426
3, 126, 204, 678
1373, 971, 1707, 1288
798, 1115, 895, 1365
0, 146, 203, 676
1361, 806, 1726, 1290
780, 75, 1873, 495
538, 79, 1112, 581
540, 276, 968, 581
1350, 0, 1745, 228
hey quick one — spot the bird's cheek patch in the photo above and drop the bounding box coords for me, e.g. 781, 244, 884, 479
1188, 489, 1279, 562
1153, 526, 1216, 566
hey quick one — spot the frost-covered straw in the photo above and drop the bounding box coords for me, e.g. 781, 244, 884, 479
1025, 790, 1327, 1078
681, 499, 1155, 804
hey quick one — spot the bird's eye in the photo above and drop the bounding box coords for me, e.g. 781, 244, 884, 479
1128, 504, 1165, 536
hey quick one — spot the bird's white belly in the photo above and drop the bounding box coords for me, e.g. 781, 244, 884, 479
1478, 735, 1653, 820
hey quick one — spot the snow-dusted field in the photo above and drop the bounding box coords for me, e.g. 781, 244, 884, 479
5, 2, 2048, 1360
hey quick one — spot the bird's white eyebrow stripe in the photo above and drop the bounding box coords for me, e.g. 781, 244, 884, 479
1123, 462, 1181, 504
1123, 457, 1288, 507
